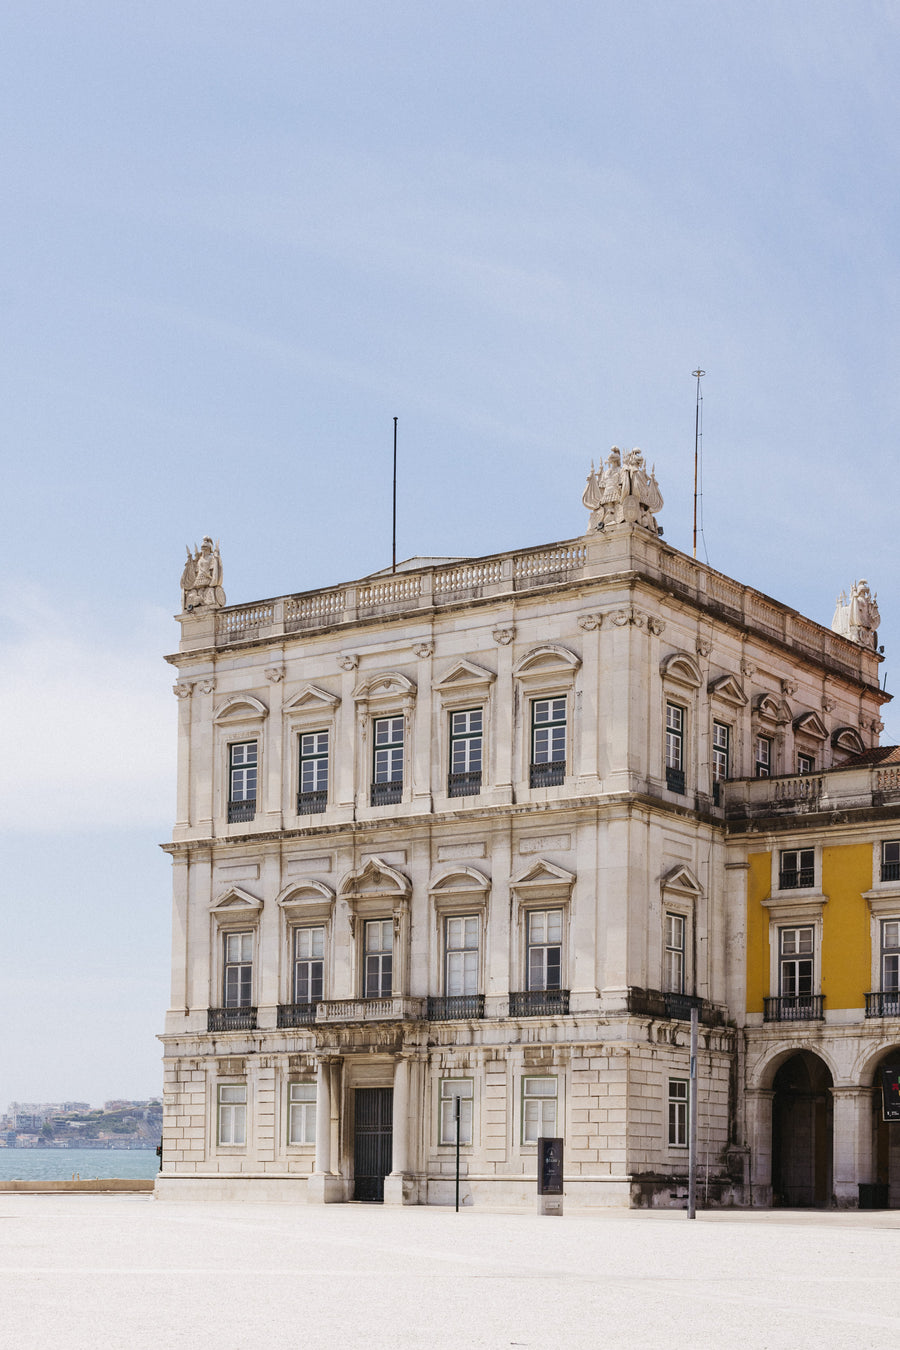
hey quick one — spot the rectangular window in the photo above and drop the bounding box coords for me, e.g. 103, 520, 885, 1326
228, 741, 257, 822
364, 919, 393, 998
797, 753, 814, 775
522, 1076, 557, 1143
439, 1078, 474, 1145
664, 913, 685, 994
530, 698, 566, 787
882, 921, 900, 993
665, 703, 685, 793
668, 1079, 688, 1147
882, 841, 900, 883
712, 722, 730, 783
217, 1084, 247, 1146
448, 708, 483, 797
527, 909, 562, 992
223, 932, 253, 1007
298, 731, 328, 814
293, 926, 324, 1004
445, 915, 479, 996
372, 715, 404, 805
780, 926, 814, 998
755, 735, 772, 778
287, 1082, 317, 1145
779, 848, 815, 890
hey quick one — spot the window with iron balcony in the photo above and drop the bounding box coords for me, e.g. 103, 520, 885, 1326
530, 697, 566, 788
371, 715, 403, 806
228, 741, 257, 823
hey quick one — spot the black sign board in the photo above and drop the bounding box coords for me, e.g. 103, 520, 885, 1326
538, 1137, 564, 1195
883, 1068, 900, 1122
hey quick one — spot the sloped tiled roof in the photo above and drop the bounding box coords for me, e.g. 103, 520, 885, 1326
835, 745, 900, 768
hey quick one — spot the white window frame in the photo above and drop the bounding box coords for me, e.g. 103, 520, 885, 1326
298, 729, 329, 813
797, 752, 815, 775
778, 847, 816, 891
512, 646, 581, 793
712, 721, 730, 784
882, 919, 900, 994
287, 1081, 317, 1146
444, 915, 480, 997
222, 930, 254, 1008
778, 924, 815, 999
755, 734, 772, 778
668, 1078, 688, 1148
664, 911, 686, 995
521, 1075, 558, 1144
525, 908, 564, 992
292, 924, 325, 1005
530, 696, 567, 787
448, 707, 484, 798
363, 917, 394, 998
439, 1078, 474, 1146
217, 1083, 247, 1147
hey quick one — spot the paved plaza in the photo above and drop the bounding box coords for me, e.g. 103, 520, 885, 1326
2, 1195, 900, 1349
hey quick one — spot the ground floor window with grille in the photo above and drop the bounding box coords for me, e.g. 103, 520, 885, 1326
288, 1082, 316, 1145
439, 1079, 473, 1145
217, 1084, 247, 1146
668, 1078, 688, 1147
522, 1076, 557, 1143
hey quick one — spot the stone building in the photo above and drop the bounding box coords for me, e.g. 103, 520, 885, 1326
156, 460, 891, 1205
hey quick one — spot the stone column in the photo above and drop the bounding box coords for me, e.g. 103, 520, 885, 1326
744, 1088, 774, 1207
308, 1057, 342, 1203
832, 1086, 873, 1208
384, 1055, 414, 1205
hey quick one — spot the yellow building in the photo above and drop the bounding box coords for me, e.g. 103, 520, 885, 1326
725, 746, 900, 1207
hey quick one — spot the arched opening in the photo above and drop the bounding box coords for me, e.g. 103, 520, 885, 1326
771, 1051, 833, 1207
871, 1047, 900, 1207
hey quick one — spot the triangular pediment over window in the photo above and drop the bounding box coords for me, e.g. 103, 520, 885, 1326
661, 652, 702, 689
660, 864, 702, 897
708, 674, 748, 707
209, 886, 263, 914
434, 660, 496, 691
284, 684, 340, 713
513, 645, 581, 678
213, 695, 268, 723
793, 710, 829, 740
832, 726, 866, 754
512, 858, 576, 889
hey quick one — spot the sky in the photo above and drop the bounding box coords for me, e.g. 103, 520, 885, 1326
3, 1, 900, 1104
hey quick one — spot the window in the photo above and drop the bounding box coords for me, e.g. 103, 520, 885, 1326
287, 1082, 316, 1145
298, 731, 328, 814
223, 932, 253, 1007
797, 753, 814, 775
530, 698, 566, 788
882, 921, 900, 993
665, 703, 685, 793
217, 1084, 247, 1146
882, 841, 900, 883
712, 722, 730, 783
439, 1079, 473, 1145
664, 913, 685, 994
755, 735, 772, 778
372, 715, 404, 805
522, 1077, 557, 1143
293, 926, 324, 1004
779, 848, 815, 889
527, 910, 562, 991
448, 708, 483, 797
228, 741, 257, 823
445, 916, 479, 996
363, 919, 393, 997
779, 926, 814, 998
668, 1079, 688, 1147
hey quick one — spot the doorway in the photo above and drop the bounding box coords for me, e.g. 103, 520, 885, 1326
354, 1087, 393, 1201
872, 1048, 900, 1207
771, 1051, 833, 1206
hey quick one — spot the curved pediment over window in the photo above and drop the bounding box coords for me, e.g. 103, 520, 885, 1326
660, 864, 703, 897
660, 652, 702, 689
276, 879, 335, 907
754, 692, 783, 725
353, 672, 416, 702
434, 660, 496, 691
708, 673, 748, 707
429, 866, 490, 910
793, 710, 829, 741
213, 695, 268, 724
284, 685, 340, 714
832, 725, 866, 754
209, 886, 263, 914
339, 856, 411, 899
513, 645, 581, 679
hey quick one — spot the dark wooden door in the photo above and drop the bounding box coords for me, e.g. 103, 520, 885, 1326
354, 1087, 393, 1201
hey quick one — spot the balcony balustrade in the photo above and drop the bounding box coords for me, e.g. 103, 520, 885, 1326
426, 994, 485, 1020
370, 780, 403, 807
297, 790, 327, 815
779, 868, 815, 889
277, 1002, 320, 1028
866, 991, 900, 1018
447, 772, 482, 798
508, 989, 570, 1017
763, 994, 825, 1022
665, 767, 685, 794
208, 1006, 257, 1032
227, 799, 256, 824
529, 761, 565, 789
315, 996, 424, 1023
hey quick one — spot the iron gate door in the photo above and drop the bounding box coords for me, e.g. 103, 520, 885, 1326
354, 1087, 393, 1201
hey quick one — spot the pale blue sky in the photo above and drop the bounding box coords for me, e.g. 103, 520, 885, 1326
4, 2, 899, 1102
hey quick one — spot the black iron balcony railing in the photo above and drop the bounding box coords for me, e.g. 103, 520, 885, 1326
426, 994, 485, 1020
665, 767, 685, 794
664, 993, 703, 1021
370, 780, 403, 807
509, 989, 570, 1017
763, 994, 824, 1022
297, 790, 327, 815
208, 1006, 257, 1031
866, 991, 900, 1018
277, 1001, 320, 1028
227, 799, 256, 824
447, 771, 482, 798
778, 868, 815, 890
881, 862, 900, 882
529, 761, 565, 789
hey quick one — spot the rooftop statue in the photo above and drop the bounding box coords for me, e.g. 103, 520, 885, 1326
583, 447, 663, 535
181, 537, 225, 611
832, 579, 880, 650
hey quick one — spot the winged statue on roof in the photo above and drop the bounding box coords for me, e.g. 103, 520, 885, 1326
181, 537, 226, 611
583, 447, 663, 535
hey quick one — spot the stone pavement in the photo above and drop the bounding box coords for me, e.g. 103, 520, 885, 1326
2, 1196, 900, 1350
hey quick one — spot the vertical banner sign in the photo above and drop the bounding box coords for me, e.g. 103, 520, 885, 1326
882, 1068, 900, 1122
538, 1138, 564, 1195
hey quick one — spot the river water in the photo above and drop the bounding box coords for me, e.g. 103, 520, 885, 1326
0, 1148, 160, 1180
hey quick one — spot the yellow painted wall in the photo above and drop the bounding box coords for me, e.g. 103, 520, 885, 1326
746, 852, 771, 1013
822, 843, 872, 1010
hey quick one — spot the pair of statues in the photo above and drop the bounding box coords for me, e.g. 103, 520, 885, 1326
832, 580, 880, 650
583, 447, 664, 534
181, 538, 225, 611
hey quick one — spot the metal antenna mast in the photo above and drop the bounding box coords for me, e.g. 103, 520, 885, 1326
692, 369, 705, 559
392, 416, 398, 575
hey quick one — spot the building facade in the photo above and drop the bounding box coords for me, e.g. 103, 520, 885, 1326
157, 465, 892, 1206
